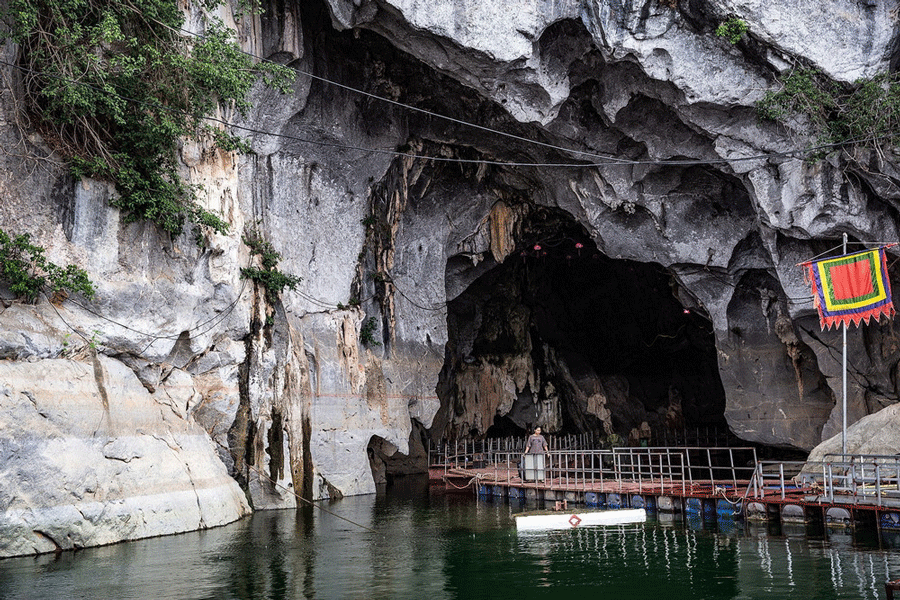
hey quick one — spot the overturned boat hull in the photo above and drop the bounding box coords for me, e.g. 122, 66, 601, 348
515, 508, 646, 531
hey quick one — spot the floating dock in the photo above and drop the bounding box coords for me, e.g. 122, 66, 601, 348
429, 445, 900, 542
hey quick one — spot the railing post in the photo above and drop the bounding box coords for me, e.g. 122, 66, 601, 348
827, 463, 834, 503
755, 462, 762, 499
876, 464, 882, 507
779, 463, 785, 499
658, 453, 663, 490
637, 454, 643, 494
685, 449, 693, 489
576, 451, 580, 491
729, 448, 737, 489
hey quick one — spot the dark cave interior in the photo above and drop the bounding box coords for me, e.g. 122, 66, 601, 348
433, 209, 732, 446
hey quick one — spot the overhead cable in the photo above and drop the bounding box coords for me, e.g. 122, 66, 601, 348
142, 10, 887, 168
0, 57, 880, 169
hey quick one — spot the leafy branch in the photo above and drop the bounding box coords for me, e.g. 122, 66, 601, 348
240, 232, 301, 304
359, 316, 381, 346
0, 228, 94, 303
757, 68, 900, 154
715, 18, 747, 45
1, 0, 294, 241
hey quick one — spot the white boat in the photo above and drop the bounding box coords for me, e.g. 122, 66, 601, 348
515, 508, 646, 531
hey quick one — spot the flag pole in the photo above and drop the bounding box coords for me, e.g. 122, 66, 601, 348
842, 232, 848, 456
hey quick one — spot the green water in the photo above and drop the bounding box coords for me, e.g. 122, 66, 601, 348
2, 480, 900, 600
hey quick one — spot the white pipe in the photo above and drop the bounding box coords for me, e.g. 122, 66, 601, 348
842, 232, 848, 456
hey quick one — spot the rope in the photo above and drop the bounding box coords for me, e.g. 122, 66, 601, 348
713, 485, 745, 513
211, 439, 379, 534
119, 6, 868, 168
1, 55, 890, 168
796, 241, 899, 266
443, 475, 478, 490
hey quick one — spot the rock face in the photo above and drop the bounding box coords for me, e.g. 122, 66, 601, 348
806, 402, 900, 466
0, 354, 250, 556
2, 0, 900, 556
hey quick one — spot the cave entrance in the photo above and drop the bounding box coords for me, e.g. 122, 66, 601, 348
434, 212, 730, 447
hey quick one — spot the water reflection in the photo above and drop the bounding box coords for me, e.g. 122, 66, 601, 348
2, 482, 900, 599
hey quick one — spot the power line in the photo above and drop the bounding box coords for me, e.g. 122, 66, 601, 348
49, 277, 248, 356
144, 9, 892, 168
0, 56, 881, 169
0, 58, 597, 167
113, 5, 651, 165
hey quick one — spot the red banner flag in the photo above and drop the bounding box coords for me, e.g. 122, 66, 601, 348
802, 247, 895, 330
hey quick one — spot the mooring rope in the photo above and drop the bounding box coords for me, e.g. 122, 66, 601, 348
713, 485, 745, 515
443, 475, 478, 490
211, 439, 379, 534
442, 469, 517, 490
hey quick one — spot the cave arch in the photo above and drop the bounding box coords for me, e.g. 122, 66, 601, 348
431, 209, 729, 446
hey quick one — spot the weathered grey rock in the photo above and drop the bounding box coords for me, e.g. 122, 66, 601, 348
298, 310, 430, 497
0, 356, 250, 557
326, 0, 585, 123
807, 402, 900, 461
713, 0, 898, 82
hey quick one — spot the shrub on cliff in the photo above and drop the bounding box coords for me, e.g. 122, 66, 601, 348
1, 0, 293, 241
758, 68, 900, 153
240, 232, 301, 304
0, 228, 94, 303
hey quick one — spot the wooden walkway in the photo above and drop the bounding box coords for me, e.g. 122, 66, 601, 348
428, 448, 900, 535
439, 465, 753, 502
432, 463, 900, 530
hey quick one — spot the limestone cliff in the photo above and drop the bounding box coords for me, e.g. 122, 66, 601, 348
2, 0, 900, 556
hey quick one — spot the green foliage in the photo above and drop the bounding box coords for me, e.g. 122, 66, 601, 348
603, 433, 623, 449
240, 233, 301, 304
757, 68, 900, 153
359, 316, 381, 347
2, 0, 294, 240
335, 299, 360, 310
88, 329, 102, 350
715, 17, 748, 44
756, 69, 837, 128
0, 228, 95, 303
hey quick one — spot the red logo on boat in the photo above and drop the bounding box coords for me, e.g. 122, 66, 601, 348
569, 515, 582, 527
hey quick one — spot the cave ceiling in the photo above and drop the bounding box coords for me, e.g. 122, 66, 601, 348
260, 0, 900, 454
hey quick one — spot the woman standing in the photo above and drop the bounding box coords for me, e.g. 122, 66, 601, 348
521, 426, 548, 481
525, 426, 548, 454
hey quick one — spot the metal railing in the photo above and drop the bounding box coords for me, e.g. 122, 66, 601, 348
427, 433, 599, 470
435, 441, 900, 510
434, 443, 757, 495
614, 446, 757, 491
821, 454, 900, 506
747, 454, 900, 509
748, 460, 807, 500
